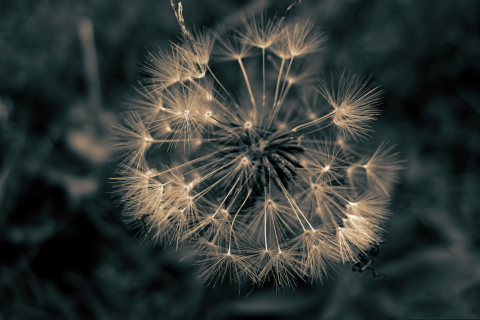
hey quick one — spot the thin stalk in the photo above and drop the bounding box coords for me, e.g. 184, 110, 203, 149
276, 81, 293, 110
290, 111, 335, 132
152, 149, 229, 176
269, 206, 282, 252
210, 117, 236, 133
212, 175, 242, 218
278, 57, 294, 102
273, 58, 285, 108
196, 157, 239, 184
277, 178, 315, 231
150, 138, 218, 144
264, 188, 268, 250
268, 58, 295, 130
195, 171, 231, 199
237, 58, 256, 122
228, 188, 252, 254
279, 185, 305, 230
262, 48, 266, 108
207, 65, 241, 114
274, 229, 282, 253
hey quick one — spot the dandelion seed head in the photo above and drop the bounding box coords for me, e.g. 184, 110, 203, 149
112, 5, 401, 288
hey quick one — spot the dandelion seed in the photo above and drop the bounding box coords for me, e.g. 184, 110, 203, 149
143, 48, 186, 88
363, 143, 403, 195
284, 20, 325, 57
112, 112, 153, 169
174, 28, 214, 79
316, 72, 382, 139
214, 27, 253, 61
239, 14, 283, 49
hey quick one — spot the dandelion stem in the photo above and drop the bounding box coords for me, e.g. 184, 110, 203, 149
269, 58, 295, 130
278, 178, 315, 231
197, 157, 239, 184
228, 188, 252, 253
303, 121, 334, 135
210, 117, 235, 133
264, 188, 268, 250
267, 58, 287, 130
278, 182, 305, 231
262, 48, 266, 109
207, 66, 239, 111
273, 58, 285, 109
153, 150, 227, 178
272, 217, 282, 253
212, 175, 242, 218
237, 58, 256, 122
276, 81, 293, 109
226, 190, 242, 213
150, 138, 218, 144
195, 171, 231, 198
291, 111, 335, 132
279, 57, 294, 103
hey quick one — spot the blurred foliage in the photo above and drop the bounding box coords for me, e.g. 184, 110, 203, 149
1, 0, 479, 319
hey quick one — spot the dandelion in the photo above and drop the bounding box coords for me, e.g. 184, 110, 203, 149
112, 2, 401, 288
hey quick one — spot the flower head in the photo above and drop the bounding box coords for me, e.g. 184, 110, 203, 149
112, 4, 401, 288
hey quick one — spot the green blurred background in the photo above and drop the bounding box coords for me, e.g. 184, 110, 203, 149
1, 0, 480, 319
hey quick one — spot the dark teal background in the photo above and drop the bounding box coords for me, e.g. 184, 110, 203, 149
1, 0, 479, 319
